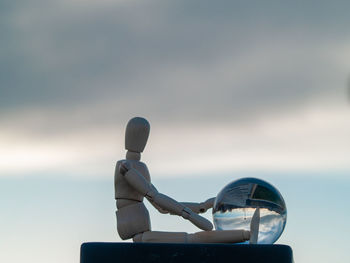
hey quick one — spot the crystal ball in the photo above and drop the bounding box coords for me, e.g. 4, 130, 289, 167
212, 177, 287, 244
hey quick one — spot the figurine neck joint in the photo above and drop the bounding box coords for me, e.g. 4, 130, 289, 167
126, 151, 141, 161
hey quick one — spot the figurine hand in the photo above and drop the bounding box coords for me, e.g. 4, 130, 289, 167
119, 161, 132, 175
198, 203, 208, 213
197, 197, 215, 213
204, 197, 215, 210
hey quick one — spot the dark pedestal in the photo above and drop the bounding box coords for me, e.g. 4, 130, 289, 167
80, 242, 293, 263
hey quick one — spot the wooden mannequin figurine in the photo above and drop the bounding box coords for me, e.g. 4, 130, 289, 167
115, 117, 260, 243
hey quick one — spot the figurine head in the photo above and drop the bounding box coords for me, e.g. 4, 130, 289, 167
125, 117, 150, 154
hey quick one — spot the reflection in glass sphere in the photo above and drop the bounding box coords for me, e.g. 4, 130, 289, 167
213, 178, 287, 244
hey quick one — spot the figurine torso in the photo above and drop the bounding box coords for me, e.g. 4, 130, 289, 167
115, 160, 151, 203
114, 159, 152, 239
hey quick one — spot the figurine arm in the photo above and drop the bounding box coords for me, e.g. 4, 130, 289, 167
145, 185, 169, 214
180, 198, 216, 214
119, 161, 213, 231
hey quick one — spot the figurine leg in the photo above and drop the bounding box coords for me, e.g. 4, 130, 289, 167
188, 230, 250, 243
249, 207, 260, 244
133, 208, 260, 244
133, 231, 188, 243
133, 230, 250, 243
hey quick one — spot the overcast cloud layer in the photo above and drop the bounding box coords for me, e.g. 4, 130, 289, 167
1, 0, 350, 177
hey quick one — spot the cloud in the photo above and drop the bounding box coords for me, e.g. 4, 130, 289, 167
1, 103, 349, 177
1, 0, 350, 177
2, 0, 349, 113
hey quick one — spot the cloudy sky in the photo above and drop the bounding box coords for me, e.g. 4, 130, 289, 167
1, 1, 350, 262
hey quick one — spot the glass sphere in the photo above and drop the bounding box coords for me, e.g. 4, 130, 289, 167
213, 177, 287, 244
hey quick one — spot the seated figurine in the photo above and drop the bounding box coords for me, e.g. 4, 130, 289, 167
115, 117, 260, 243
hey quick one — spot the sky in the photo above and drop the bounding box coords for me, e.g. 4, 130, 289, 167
1, 1, 350, 262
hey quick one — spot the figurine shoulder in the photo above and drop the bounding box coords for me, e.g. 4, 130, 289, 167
115, 160, 125, 172
116, 160, 124, 167
115, 160, 149, 173
116, 159, 125, 165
